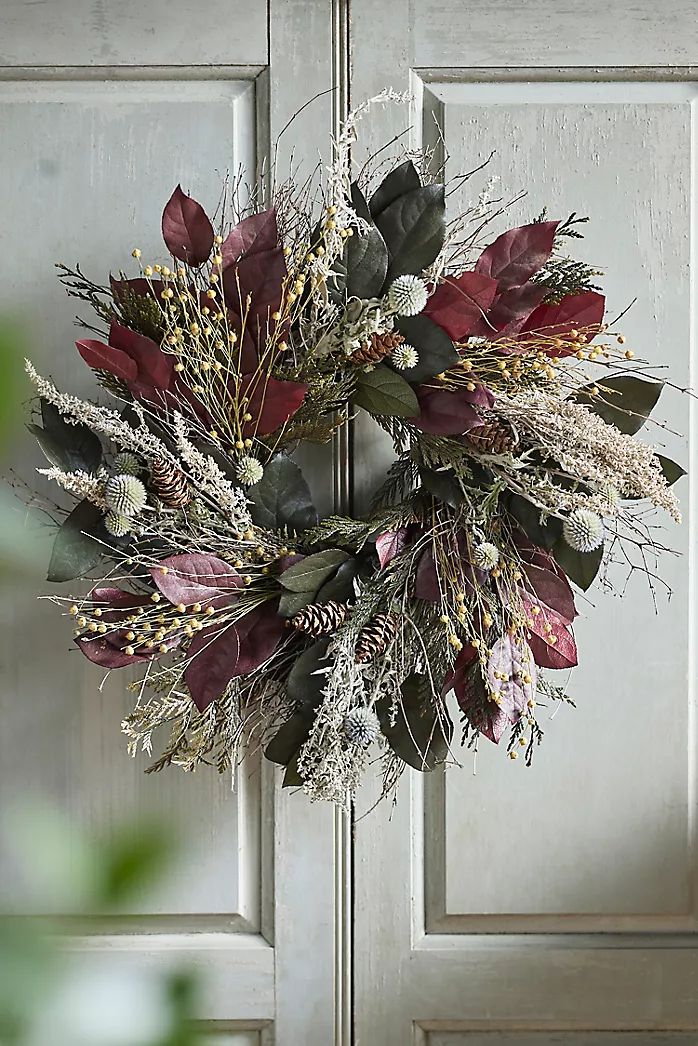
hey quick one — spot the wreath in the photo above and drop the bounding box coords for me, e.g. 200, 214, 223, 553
24, 98, 684, 805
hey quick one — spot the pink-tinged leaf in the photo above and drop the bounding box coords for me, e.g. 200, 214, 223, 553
478, 705, 511, 744
487, 634, 537, 721
87, 587, 151, 622
520, 291, 606, 352
223, 246, 287, 323
184, 603, 285, 710
413, 385, 490, 435
221, 208, 279, 266
76, 636, 151, 669
443, 642, 478, 701
109, 320, 173, 391
76, 339, 138, 384
414, 545, 441, 601
522, 598, 578, 670
423, 271, 499, 341
162, 185, 214, 266
485, 283, 549, 338
520, 564, 577, 624
238, 373, 307, 437
375, 528, 409, 569
151, 553, 242, 608
475, 221, 559, 290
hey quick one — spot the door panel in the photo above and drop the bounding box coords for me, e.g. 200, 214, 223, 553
352, 1, 698, 1041
0, 3, 340, 1042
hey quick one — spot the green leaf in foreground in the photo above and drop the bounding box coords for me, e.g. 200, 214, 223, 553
47, 498, 106, 582
353, 364, 419, 418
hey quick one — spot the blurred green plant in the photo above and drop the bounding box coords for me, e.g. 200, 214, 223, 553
0, 808, 200, 1046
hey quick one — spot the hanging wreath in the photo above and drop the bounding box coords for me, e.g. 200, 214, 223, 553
23, 97, 684, 805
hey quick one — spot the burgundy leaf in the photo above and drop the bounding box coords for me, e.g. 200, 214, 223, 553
486, 634, 537, 721
162, 185, 214, 266
413, 385, 492, 435
375, 528, 409, 569
223, 246, 286, 323
109, 320, 173, 391
87, 586, 151, 623
75, 338, 138, 384
520, 291, 606, 352
423, 271, 499, 341
232, 603, 286, 675
475, 221, 559, 290
221, 208, 279, 266
522, 598, 578, 669
520, 563, 577, 624
238, 373, 307, 437
414, 545, 441, 601
150, 553, 242, 608
443, 641, 478, 703
484, 283, 549, 338
76, 636, 151, 669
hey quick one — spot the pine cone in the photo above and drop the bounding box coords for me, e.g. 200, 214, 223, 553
291, 600, 348, 637
150, 458, 191, 508
351, 330, 404, 366
355, 613, 398, 664
466, 413, 517, 455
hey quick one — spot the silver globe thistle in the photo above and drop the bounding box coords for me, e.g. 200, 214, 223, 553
343, 706, 381, 749
105, 474, 148, 517
600, 485, 622, 515
391, 343, 419, 371
473, 541, 500, 571
386, 275, 428, 316
236, 456, 264, 486
563, 508, 604, 552
104, 511, 132, 538
113, 451, 142, 476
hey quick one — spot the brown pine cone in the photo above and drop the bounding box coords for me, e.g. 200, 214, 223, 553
150, 457, 191, 508
355, 613, 398, 663
351, 330, 404, 366
466, 413, 517, 455
291, 600, 349, 637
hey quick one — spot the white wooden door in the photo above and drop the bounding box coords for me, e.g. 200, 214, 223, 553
0, 4, 347, 1043
351, 2, 698, 1042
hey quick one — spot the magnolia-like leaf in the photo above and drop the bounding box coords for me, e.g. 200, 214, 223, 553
520, 563, 576, 624
161, 185, 214, 266
279, 549, 349, 593
419, 466, 463, 509
552, 536, 603, 592
285, 638, 331, 709
29, 400, 102, 474
47, 499, 107, 583
223, 246, 287, 332
374, 527, 409, 569
522, 598, 578, 670
414, 545, 440, 602
486, 634, 537, 719
76, 636, 151, 669
316, 557, 362, 602
375, 184, 446, 283
505, 493, 562, 550
248, 454, 317, 532
574, 375, 663, 435
378, 671, 452, 771
412, 385, 485, 435
278, 588, 317, 617
368, 160, 421, 218
345, 223, 389, 298
521, 291, 606, 349
448, 653, 509, 744
238, 373, 307, 437
657, 454, 687, 486
393, 314, 459, 382
221, 208, 278, 266
354, 364, 419, 418
350, 181, 372, 221
423, 271, 499, 341
150, 553, 241, 608
76, 338, 138, 384
265, 711, 313, 766
475, 221, 558, 290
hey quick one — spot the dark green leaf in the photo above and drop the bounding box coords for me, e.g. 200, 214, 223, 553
394, 314, 459, 381
378, 672, 452, 771
553, 537, 603, 591
354, 364, 419, 418
282, 752, 305, 787
29, 399, 102, 473
47, 498, 106, 582
350, 181, 372, 222
279, 549, 349, 593
249, 454, 317, 532
657, 454, 686, 486
98, 820, 176, 906
278, 588, 317, 617
506, 493, 562, 550
419, 466, 463, 509
265, 711, 313, 765
316, 556, 361, 602
375, 184, 446, 282
286, 638, 331, 708
345, 224, 389, 298
368, 160, 421, 218
573, 375, 663, 435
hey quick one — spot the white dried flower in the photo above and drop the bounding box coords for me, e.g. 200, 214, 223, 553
104, 512, 132, 538
600, 485, 622, 515
113, 451, 142, 476
563, 508, 604, 552
105, 474, 147, 517
473, 541, 500, 571
391, 343, 419, 371
37, 467, 107, 510
386, 275, 428, 316
343, 706, 380, 748
236, 456, 264, 486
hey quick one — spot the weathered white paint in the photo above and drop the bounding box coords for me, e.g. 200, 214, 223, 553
352, 1, 698, 1041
